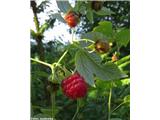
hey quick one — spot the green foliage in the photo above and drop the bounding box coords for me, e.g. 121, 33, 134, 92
115, 28, 130, 47
75, 49, 125, 86
94, 7, 115, 16
93, 21, 113, 39
31, 1, 130, 120
81, 32, 107, 41
56, 0, 72, 13
86, 8, 94, 23
37, 0, 51, 13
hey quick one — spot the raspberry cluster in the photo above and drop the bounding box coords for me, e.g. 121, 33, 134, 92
61, 73, 88, 99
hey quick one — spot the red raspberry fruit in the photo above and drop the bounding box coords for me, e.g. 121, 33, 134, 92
64, 11, 79, 28
61, 73, 88, 99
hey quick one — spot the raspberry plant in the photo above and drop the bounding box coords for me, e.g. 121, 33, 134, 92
31, 1, 130, 120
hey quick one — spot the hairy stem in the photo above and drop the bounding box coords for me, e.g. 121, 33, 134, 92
31, 58, 52, 68
72, 100, 80, 120
55, 50, 68, 67
31, 2, 45, 60
51, 92, 56, 120
111, 102, 125, 113
36, 38, 45, 61
108, 87, 112, 120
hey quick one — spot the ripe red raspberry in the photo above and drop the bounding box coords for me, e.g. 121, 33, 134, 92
61, 73, 88, 99
64, 11, 79, 28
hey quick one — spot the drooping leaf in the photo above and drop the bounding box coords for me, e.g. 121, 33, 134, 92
56, 0, 72, 13
93, 21, 113, 39
86, 9, 93, 23
88, 52, 102, 64
73, 1, 83, 12
81, 32, 108, 41
75, 50, 95, 86
75, 50, 125, 86
96, 63, 126, 81
94, 7, 115, 16
115, 28, 130, 47
78, 39, 93, 48
79, 5, 87, 15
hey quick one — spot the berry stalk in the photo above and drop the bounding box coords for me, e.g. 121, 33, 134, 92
51, 92, 56, 120
72, 99, 80, 120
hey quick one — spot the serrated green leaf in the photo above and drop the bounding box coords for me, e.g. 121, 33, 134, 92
94, 7, 114, 16
86, 9, 93, 23
93, 21, 113, 38
88, 52, 102, 64
78, 39, 93, 48
75, 50, 125, 86
56, 0, 72, 13
73, 1, 83, 12
75, 50, 95, 86
81, 32, 108, 41
96, 63, 125, 81
79, 5, 87, 15
115, 28, 130, 47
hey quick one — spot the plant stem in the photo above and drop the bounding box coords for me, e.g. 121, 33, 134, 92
31, 58, 52, 68
55, 50, 68, 67
79, 39, 95, 43
72, 100, 80, 120
108, 87, 112, 120
111, 102, 125, 113
31, 4, 45, 61
51, 92, 56, 120
71, 28, 75, 44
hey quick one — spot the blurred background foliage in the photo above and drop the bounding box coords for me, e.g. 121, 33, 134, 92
31, 0, 130, 120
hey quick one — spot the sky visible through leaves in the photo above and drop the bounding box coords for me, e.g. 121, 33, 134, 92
31, 0, 76, 44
